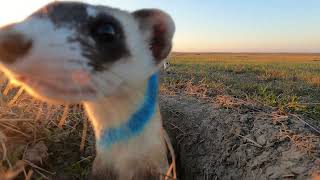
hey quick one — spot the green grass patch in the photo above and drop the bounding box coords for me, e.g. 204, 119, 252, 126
162, 53, 320, 120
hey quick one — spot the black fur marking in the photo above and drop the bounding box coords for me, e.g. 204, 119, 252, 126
79, 14, 130, 71
33, 2, 130, 71
133, 10, 156, 21
33, 2, 89, 27
0, 32, 33, 64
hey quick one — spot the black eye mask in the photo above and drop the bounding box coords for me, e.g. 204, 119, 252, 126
29, 2, 174, 73
89, 15, 123, 43
81, 14, 130, 71
76, 14, 130, 71
32, 2, 131, 72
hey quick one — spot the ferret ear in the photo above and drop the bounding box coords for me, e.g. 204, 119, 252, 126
133, 9, 175, 63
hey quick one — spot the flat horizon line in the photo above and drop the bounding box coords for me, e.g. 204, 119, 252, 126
172, 51, 320, 55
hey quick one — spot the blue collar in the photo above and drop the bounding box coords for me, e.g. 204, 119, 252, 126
99, 73, 159, 148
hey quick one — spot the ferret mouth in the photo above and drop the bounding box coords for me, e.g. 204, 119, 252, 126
15, 75, 97, 102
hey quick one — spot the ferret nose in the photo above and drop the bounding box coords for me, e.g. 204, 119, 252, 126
0, 31, 32, 64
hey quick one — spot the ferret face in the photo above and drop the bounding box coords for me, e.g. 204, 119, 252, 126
0, 2, 175, 103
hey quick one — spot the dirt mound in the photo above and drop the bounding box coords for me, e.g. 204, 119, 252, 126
1, 87, 320, 179
160, 95, 320, 180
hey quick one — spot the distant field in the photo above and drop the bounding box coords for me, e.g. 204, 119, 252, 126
171, 52, 320, 63
162, 53, 320, 121
2, 52, 320, 179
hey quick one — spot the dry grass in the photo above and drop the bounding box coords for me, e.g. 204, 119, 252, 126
269, 111, 319, 156
1, 52, 320, 179
257, 70, 289, 81
215, 95, 249, 108
162, 52, 320, 161
0, 80, 90, 179
306, 76, 320, 86
163, 53, 320, 121
0, 79, 178, 179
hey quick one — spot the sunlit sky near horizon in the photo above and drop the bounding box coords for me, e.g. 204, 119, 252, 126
0, 0, 319, 53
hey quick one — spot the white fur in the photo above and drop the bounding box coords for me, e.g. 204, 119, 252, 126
1, 18, 95, 103
0, 6, 171, 103
0, 2, 175, 178
103, 8, 155, 83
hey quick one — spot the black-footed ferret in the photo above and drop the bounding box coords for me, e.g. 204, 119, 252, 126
0, 1, 175, 179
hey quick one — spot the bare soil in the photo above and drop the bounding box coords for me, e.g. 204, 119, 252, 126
1, 89, 320, 179
160, 95, 320, 180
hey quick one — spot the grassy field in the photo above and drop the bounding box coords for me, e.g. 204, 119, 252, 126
162, 53, 320, 121
1, 52, 320, 179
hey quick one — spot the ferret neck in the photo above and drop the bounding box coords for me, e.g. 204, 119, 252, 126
84, 73, 159, 148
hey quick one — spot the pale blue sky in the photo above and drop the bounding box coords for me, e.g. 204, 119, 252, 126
1, 0, 319, 52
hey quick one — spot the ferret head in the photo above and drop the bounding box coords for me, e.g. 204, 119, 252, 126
0, 1, 175, 103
